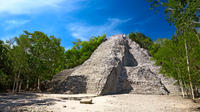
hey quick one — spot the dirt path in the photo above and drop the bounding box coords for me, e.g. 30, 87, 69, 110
0, 93, 199, 112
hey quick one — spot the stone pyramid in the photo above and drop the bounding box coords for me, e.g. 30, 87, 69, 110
44, 34, 179, 95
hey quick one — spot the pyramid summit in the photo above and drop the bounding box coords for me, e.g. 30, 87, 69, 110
43, 34, 179, 95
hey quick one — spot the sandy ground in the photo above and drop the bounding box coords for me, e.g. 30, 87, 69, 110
0, 93, 199, 112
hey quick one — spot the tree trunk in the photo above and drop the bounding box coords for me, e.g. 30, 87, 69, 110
19, 80, 22, 92
180, 80, 185, 98
194, 85, 199, 97
177, 68, 185, 98
15, 74, 20, 92
37, 76, 40, 91
26, 79, 29, 90
183, 81, 189, 97
15, 68, 22, 93
12, 75, 16, 93
184, 39, 195, 99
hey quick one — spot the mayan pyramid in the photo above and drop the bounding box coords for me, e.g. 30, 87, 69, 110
43, 34, 179, 95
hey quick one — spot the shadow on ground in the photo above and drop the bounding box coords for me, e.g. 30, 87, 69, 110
192, 107, 200, 111
0, 93, 61, 112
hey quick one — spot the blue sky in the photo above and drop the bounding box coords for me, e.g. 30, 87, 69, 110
0, 0, 176, 50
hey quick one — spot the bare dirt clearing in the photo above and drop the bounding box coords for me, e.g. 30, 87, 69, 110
0, 93, 199, 112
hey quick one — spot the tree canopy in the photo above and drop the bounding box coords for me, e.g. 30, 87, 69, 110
0, 31, 106, 92
129, 32, 153, 50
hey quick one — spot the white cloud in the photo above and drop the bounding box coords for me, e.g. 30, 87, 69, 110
5, 20, 29, 25
67, 18, 132, 40
0, 0, 84, 15
4, 20, 30, 30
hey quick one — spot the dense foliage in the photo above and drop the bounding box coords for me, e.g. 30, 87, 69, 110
0, 31, 106, 92
0, 31, 66, 92
0, 40, 11, 90
128, 32, 162, 57
129, 32, 153, 50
